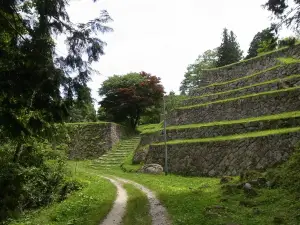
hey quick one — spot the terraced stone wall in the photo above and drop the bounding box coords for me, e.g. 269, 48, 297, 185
146, 132, 300, 176
141, 116, 300, 143
168, 88, 300, 126
68, 123, 121, 159
190, 63, 300, 98
199, 45, 300, 86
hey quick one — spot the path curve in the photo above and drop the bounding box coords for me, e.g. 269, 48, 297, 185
115, 177, 171, 225
100, 177, 128, 225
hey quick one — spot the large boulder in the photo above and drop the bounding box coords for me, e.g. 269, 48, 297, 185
140, 164, 164, 175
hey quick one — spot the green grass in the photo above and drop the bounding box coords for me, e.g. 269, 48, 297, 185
123, 183, 152, 225
78, 162, 300, 225
9, 164, 116, 225
179, 86, 300, 110
204, 65, 281, 88
165, 111, 300, 130
187, 74, 300, 102
204, 45, 298, 71
277, 57, 300, 64
137, 123, 163, 134
122, 149, 143, 172
153, 127, 300, 145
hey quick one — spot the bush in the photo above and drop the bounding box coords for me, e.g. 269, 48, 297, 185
58, 178, 84, 202
278, 37, 297, 48
0, 142, 69, 222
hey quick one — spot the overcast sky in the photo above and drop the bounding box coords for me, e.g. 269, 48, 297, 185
57, 0, 294, 105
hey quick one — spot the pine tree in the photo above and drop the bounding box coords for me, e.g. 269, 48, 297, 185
216, 28, 243, 67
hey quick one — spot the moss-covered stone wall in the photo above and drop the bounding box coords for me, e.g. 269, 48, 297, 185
67, 122, 121, 159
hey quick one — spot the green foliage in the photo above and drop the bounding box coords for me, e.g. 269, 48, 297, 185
9, 165, 116, 225
99, 72, 164, 129
0, 142, 68, 222
67, 87, 97, 123
216, 28, 243, 67
246, 27, 278, 59
278, 36, 297, 48
180, 49, 218, 94
264, 0, 300, 30
164, 91, 188, 113
137, 123, 163, 134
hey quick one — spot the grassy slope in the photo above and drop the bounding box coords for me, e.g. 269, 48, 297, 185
179, 86, 300, 110
122, 183, 152, 225
78, 162, 300, 225
9, 163, 116, 225
188, 73, 300, 101
153, 127, 300, 145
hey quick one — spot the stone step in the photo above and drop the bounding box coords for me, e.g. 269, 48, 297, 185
183, 74, 300, 107
167, 86, 300, 126
147, 127, 300, 176
142, 112, 300, 143
190, 63, 300, 97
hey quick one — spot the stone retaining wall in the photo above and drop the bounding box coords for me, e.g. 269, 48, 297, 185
141, 116, 300, 143
183, 75, 300, 106
199, 45, 300, 86
146, 131, 300, 176
168, 87, 300, 126
68, 123, 121, 159
191, 63, 300, 97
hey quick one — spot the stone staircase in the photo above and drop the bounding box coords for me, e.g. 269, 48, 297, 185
141, 45, 300, 176
91, 136, 140, 169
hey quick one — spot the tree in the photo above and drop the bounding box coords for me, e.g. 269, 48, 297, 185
246, 27, 278, 59
180, 49, 217, 95
67, 86, 97, 123
264, 0, 300, 31
0, 0, 112, 220
99, 72, 164, 129
216, 28, 243, 67
0, 0, 112, 152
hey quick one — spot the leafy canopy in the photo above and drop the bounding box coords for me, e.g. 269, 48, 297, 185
180, 49, 217, 95
99, 72, 164, 129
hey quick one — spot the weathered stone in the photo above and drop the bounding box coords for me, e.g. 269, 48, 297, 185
67, 123, 121, 159
187, 63, 300, 103
243, 183, 258, 197
140, 164, 164, 174
141, 116, 300, 143
132, 146, 149, 164
194, 44, 300, 87
168, 87, 300, 126
145, 132, 300, 176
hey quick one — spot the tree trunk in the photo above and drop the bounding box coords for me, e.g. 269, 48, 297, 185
13, 142, 23, 162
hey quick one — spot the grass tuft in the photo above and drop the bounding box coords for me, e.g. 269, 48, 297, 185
179, 86, 300, 110
123, 183, 152, 225
153, 127, 300, 145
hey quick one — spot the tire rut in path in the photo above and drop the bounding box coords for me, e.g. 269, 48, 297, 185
100, 177, 127, 225
114, 177, 171, 225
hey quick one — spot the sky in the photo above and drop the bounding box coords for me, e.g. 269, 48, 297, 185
57, 0, 294, 105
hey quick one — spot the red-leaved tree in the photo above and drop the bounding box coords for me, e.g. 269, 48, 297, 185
99, 72, 164, 129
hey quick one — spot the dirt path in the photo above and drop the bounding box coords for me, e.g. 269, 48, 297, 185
115, 177, 171, 225
100, 177, 128, 225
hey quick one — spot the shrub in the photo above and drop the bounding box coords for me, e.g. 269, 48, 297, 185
0, 142, 69, 222
278, 37, 297, 48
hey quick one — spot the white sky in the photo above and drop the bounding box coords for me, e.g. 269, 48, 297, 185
57, 0, 294, 105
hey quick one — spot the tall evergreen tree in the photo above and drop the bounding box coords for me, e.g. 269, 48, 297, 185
246, 27, 278, 59
216, 28, 243, 67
